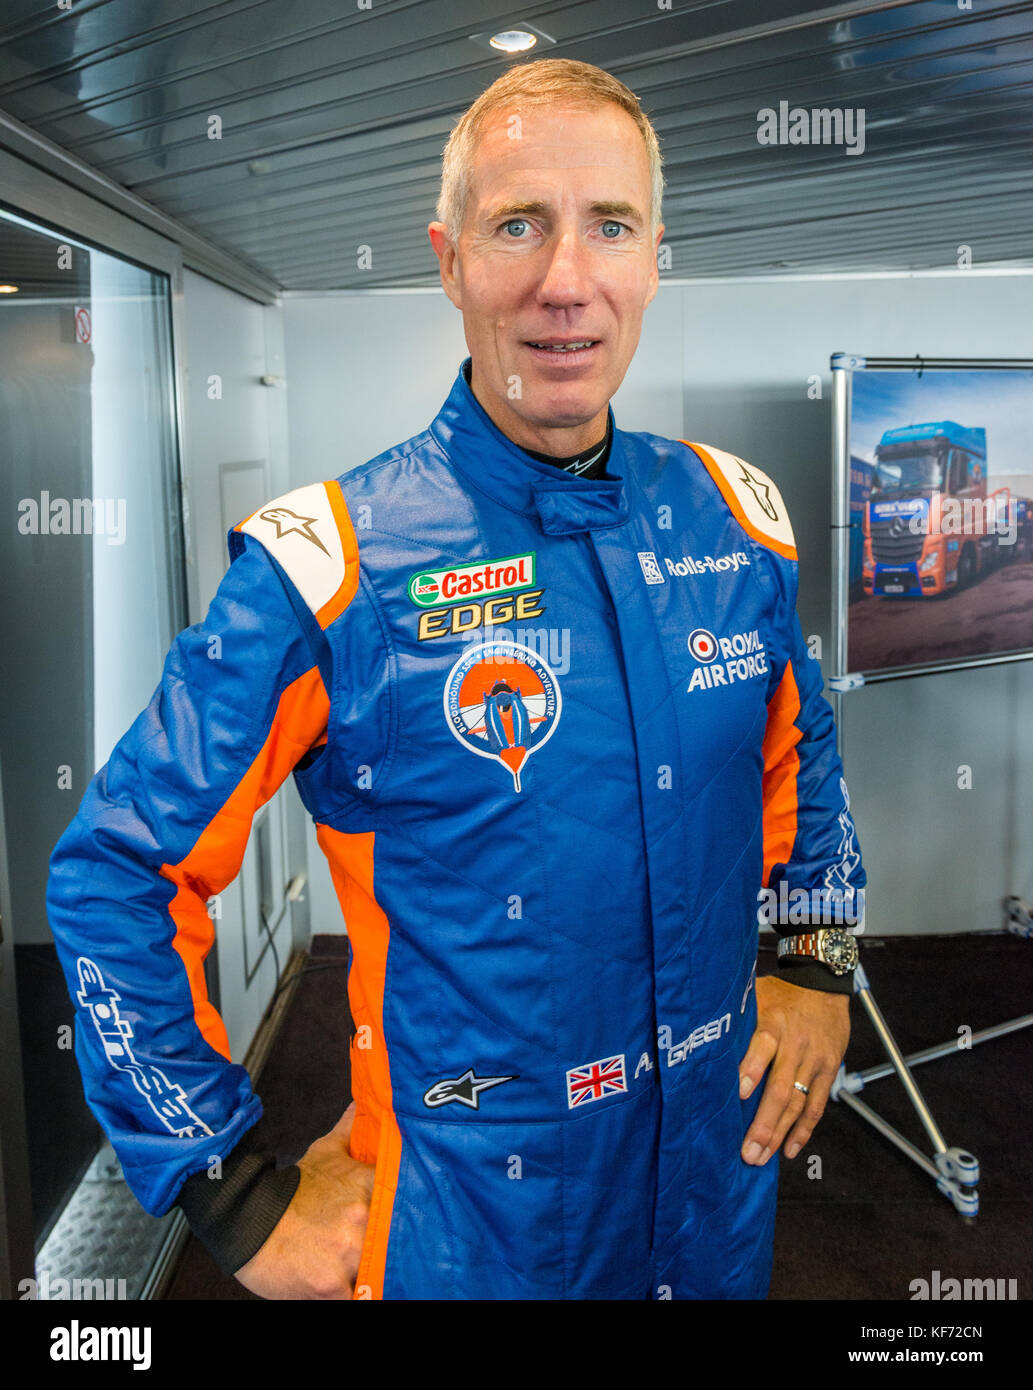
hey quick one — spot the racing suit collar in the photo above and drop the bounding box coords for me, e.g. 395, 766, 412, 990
430, 358, 630, 535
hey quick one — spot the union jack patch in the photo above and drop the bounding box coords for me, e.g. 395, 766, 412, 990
566, 1054, 627, 1109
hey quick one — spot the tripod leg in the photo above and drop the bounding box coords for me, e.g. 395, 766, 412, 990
853, 963, 949, 1157
832, 964, 980, 1217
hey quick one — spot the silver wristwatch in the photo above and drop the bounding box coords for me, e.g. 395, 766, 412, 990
776, 928, 859, 977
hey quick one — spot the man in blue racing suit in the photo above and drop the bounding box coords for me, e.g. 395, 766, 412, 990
47, 58, 865, 1300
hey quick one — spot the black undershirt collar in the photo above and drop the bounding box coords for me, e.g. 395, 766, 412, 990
461, 359, 613, 480
521, 419, 612, 480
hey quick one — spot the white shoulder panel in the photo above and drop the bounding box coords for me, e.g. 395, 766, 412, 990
239, 481, 346, 617
696, 444, 796, 552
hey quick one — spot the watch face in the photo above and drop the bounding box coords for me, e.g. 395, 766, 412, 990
823, 930, 858, 972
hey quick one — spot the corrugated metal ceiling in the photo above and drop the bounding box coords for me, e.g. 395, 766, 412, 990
0, 0, 1030, 291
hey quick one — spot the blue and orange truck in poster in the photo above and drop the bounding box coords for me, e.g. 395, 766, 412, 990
862, 420, 1031, 597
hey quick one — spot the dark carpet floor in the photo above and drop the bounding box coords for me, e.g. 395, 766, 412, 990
164, 932, 1033, 1301
771, 932, 1032, 1301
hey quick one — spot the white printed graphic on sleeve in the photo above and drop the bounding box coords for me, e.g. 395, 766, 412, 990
75, 958, 213, 1139
824, 777, 863, 901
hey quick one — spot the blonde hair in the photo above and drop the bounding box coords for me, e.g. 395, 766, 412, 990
436, 58, 664, 239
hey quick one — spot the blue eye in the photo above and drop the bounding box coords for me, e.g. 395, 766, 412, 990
601, 221, 624, 238
503, 219, 529, 237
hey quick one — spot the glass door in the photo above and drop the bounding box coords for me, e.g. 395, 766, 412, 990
0, 204, 186, 1299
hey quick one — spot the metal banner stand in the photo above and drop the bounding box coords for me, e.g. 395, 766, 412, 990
831, 964, 978, 1218
830, 945, 1033, 1218
826, 356, 1033, 1221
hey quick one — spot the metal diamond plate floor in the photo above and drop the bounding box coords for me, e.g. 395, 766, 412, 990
33, 1144, 174, 1300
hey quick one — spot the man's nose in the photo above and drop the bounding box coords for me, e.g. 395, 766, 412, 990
536, 231, 595, 306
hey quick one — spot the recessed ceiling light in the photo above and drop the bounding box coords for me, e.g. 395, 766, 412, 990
469, 24, 556, 54
0, 284, 19, 294
490, 29, 537, 53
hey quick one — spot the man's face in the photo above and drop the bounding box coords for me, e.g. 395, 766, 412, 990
428, 102, 664, 453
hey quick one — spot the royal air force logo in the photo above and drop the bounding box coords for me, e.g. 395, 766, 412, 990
686, 626, 769, 693
444, 641, 561, 793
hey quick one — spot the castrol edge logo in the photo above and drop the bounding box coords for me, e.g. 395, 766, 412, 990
408, 553, 536, 608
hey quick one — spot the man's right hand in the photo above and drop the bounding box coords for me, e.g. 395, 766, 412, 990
234, 1102, 376, 1300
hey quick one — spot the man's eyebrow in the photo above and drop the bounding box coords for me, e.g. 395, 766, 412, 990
481, 200, 550, 223
587, 200, 644, 223
479, 199, 646, 225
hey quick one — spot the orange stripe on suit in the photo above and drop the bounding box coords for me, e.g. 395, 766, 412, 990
315, 825, 400, 1301
761, 658, 803, 886
161, 666, 330, 1059
319, 482, 360, 628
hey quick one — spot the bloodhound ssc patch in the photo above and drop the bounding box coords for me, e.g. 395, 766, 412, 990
444, 641, 561, 793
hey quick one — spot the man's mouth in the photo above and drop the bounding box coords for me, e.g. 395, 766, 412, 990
523, 339, 602, 368
526, 340, 598, 353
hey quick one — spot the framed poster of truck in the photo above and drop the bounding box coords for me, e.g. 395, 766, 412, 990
831, 355, 1033, 682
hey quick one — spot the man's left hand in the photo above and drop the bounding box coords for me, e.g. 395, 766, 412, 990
738, 974, 850, 1165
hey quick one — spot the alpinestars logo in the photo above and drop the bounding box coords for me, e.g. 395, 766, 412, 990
423, 1069, 516, 1109
259, 506, 330, 556
686, 627, 769, 693
75, 959, 213, 1139
737, 461, 780, 521
825, 777, 863, 900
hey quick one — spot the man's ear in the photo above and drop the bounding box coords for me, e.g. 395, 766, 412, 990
644, 221, 665, 308
428, 222, 462, 309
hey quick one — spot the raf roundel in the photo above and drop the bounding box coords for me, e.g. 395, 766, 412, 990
688, 628, 719, 663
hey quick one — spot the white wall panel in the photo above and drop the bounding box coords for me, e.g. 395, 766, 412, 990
282, 275, 1033, 938
180, 269, 308, 1058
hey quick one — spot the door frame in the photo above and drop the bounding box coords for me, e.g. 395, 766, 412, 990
0, 119, 278, 1294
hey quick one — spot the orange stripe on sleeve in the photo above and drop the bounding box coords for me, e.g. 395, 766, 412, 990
314, 825, 400, 1301
161, 666, 331, 1059
761, 659, 803, 887
317, 481, 360, 630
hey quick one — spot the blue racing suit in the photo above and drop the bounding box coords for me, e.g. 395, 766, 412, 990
47, 359, 865, 1299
